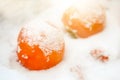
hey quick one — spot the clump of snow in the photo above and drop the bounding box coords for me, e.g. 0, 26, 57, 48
19, 20, 64, 56
71, 0, 106, 29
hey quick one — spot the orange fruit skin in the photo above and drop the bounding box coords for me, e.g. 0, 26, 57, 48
62, 7, 105, 38
17, 28, 64, 70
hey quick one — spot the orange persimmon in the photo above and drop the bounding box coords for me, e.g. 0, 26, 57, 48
17, 21, 64, 70
62, 4, 106, 38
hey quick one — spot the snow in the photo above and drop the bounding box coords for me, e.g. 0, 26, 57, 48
69, 0, 106, 29
18, 20, 64, 56
0, 0, 120, 80
0, 66, 27, 80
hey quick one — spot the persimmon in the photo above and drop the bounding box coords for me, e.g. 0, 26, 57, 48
17, 21, 64, 70
62, 4, 106, 38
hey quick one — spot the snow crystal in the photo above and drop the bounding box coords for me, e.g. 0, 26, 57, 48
17, 46, 21, 53
21, 54, 28, 59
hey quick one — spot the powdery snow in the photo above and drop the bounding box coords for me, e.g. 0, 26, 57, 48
18, 20, 64, 56
69, 0, 106, 29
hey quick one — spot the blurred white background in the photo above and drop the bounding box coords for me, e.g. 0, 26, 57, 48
0, 0, 53, 25
0, 0, 120, 25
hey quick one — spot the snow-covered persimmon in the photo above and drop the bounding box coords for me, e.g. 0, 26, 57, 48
17, 20, 64, 70
62, 3, 106, 38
